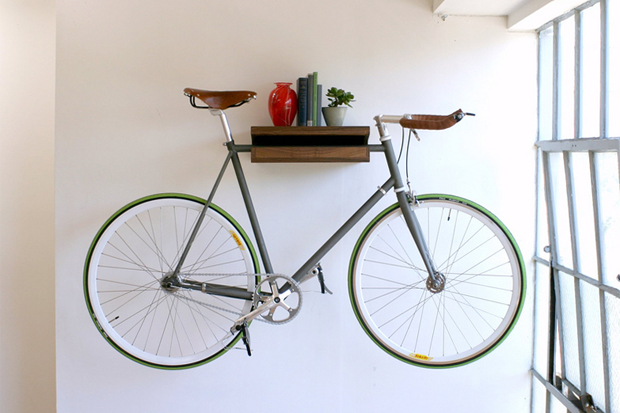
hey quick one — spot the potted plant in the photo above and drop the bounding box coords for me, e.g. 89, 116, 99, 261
322, 87, 355, 126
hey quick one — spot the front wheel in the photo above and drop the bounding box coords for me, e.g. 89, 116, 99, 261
84, 194, 259, 369
349, 194, 525, 368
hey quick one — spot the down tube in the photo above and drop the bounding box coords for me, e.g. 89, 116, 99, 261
292, 178, 395, 284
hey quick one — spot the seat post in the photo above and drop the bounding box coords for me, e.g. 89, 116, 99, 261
210, 109, 234, 142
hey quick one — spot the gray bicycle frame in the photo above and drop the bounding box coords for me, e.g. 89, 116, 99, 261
173, 110, 438, 299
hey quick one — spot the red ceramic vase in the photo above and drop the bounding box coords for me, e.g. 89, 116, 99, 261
268, 82, 298, 126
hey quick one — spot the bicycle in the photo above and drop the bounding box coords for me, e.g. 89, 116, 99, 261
84, 88, 526, 370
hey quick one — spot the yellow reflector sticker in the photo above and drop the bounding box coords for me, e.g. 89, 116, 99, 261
411, 353, 433, 361
229, 231, 245, 250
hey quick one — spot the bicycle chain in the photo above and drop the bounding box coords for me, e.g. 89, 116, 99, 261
170, 290, 270, 323
173, 273, 302, 325
172, 273, 263, 322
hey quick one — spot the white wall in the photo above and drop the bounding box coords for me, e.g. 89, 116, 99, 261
0, 0, 56, 411
56, 0, 537, 412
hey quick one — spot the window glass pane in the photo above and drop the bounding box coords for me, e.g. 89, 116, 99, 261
559, 16, 576, 140
609, 0, 620, 137
569, 152, 597, 277
539, 27, 554, 141
537, 151, 550, 257
594, 151, 620, 286
531, 377, 548, 413
550, 394, 567, 413
606, 292, 620, 413
533, 262, 551, 374
580, 281, 605, 409
558, 271, 580, 387
548, 153, 572, 267
581, 4, 601, 138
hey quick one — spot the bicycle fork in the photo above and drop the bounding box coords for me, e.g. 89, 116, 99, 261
375, 115, 445, 292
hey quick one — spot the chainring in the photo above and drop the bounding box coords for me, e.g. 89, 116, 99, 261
252, 274, 303, 324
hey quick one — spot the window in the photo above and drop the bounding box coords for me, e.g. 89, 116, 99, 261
532, 1, 620, 412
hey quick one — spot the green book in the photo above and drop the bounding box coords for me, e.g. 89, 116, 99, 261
316, 84, 322, 126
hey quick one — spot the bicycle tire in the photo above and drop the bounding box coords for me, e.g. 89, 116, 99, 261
84, 193, 259, 369
349, 194, 525, 368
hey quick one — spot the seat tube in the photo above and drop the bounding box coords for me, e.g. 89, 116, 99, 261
209, 109, 274, 274
377, 119, 438, 278
227, 142, 275, 274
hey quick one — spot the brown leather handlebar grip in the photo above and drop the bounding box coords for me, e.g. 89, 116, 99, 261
399, 109, 465, 130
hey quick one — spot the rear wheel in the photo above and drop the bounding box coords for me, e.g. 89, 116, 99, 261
349, 195, 525, 368
84, 194, 259, 369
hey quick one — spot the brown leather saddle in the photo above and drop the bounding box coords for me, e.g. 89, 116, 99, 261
184, 88, 257, 110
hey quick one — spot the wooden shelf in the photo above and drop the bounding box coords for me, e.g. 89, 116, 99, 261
251, 146, 369, 163
250, 126, 370, 163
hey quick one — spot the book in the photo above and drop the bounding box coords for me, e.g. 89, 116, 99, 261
297, 77, 308, 126
316, 84, 322, 126
307, 73, 314, 126
312, 71, 319, 126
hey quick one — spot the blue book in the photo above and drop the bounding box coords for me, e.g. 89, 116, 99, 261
312, 72, 319, 126
297, 77, 308, 126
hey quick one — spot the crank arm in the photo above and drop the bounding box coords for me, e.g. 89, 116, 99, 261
230, 290, 292, 332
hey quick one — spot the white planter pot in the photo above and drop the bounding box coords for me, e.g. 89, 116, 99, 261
322, 106, 347, 126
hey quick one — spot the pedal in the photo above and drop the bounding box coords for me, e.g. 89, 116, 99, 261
314, 265, 333, 295
236, 321, 252, 357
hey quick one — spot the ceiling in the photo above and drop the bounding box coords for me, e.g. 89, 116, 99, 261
433, 0, 530, 16
432, 0, 589, 31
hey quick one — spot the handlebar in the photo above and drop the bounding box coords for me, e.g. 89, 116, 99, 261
376, 110, 475, 130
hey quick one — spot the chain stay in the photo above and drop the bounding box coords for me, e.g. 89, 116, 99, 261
174, 273, 302, 329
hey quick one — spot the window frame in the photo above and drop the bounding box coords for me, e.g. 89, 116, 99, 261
533, 1, 619, 412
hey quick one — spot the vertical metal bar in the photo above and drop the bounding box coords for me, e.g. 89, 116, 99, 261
574, 10, 583, 139
541, 150, 562, 413
532, 148, 543, 413
534, 32, 550, 413
537, 28, 543, 143
547, 263, 558, 391
597, 1, 611, 410
546, 152, 569, 384
563, 150, 588, 396
590, 148, 612, 413
599, 267, 611, 413
600, 0, 609, 138
553, 21, 561, 141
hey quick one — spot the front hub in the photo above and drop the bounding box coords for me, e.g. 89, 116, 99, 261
426, 272, 446, 294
